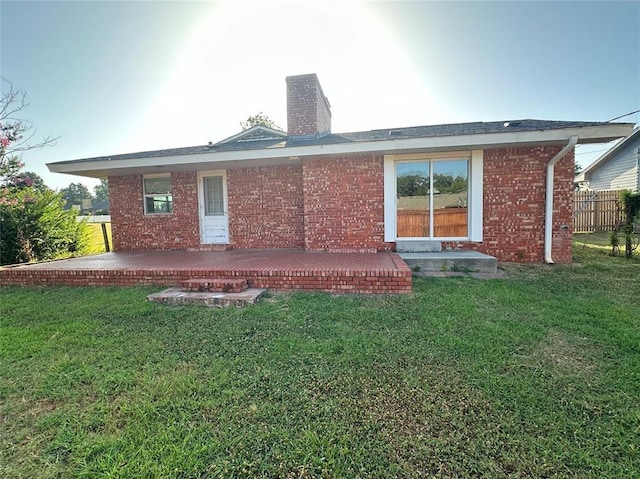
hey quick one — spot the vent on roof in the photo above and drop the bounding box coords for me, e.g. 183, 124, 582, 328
504, 121, 522, 128
389, 129, 403, 136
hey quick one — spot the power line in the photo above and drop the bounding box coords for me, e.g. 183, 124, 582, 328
606, 110, 640, 122
574, 147, 611, 156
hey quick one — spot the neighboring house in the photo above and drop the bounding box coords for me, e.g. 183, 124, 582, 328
48, 74, 633, 264
576, 127, 640, 191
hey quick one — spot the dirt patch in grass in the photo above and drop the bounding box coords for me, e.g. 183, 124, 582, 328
524, 329, 599, 375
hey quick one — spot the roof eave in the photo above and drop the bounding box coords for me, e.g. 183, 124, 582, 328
581, 126, 640, 178
47, 123, 634, 178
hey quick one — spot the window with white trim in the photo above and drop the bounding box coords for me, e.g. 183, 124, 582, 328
396, 158, 469, 238
383, 151, 483, 242
143, 175, 173, 214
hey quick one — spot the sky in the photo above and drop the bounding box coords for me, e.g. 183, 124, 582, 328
1, 0, 639, 191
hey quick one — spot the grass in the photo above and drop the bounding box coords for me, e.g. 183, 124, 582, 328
1, 236, 639, 478
85, 222, 112, 254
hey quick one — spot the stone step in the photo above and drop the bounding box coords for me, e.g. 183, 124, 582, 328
400, 251, 497, 274
396, 240, 442, 253
148, 288, 266, 308
181, 278, 248, 293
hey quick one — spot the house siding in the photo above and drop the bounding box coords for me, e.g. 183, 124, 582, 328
442, 145, 574, 263
227, 165, 305, 248
109, 172, 200, 251
587, 136, 640, 191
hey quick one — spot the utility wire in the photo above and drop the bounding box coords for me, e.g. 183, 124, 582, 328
606, 110, 640, 122
574, 147, 611, 156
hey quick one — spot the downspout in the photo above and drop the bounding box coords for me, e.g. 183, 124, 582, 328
545, 135, 578, 264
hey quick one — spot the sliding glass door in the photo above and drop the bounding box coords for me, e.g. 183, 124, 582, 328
396, 159, 469, 239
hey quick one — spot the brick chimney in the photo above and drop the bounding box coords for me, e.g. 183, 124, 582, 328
286, 73, 332, 137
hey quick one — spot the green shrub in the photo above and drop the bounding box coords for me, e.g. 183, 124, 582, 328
619, 190, 640, 258
0, 187, 91, 265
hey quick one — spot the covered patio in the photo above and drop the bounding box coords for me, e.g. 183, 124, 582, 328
0, 249, 412, 294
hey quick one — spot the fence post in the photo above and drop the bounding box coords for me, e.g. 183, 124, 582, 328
101, 223, 111, 253
594, 196, 601, 232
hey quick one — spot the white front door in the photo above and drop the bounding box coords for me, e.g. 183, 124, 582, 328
198, 171, 229, 244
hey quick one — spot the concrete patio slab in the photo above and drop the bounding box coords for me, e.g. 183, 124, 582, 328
400, 250, 498, 273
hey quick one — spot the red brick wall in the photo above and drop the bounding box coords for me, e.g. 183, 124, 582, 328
109, 172, 200, 250
443, 145, 574, 263
0, 253, 412, 294
227, 165, 305, 248
302, 155, 391, 252
108, 146, 574, 263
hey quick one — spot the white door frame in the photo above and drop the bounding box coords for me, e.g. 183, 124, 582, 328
197, 170, 229, 244
383, 151, 483, 242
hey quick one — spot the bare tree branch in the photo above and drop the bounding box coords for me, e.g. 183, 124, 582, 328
1, 77, 59, 171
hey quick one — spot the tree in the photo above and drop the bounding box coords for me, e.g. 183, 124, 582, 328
620, 190, 640, 258
93, 179, 109, 203
91, 178, 110, 214
0, 78, 90, 265
60, 182, 92, 210
433, 173, 468, 194
397, 174, 429, 197
240, 112, 282, 131
574, 162, 583, 176
1, 78, 57, 183
4, 171, 48, 192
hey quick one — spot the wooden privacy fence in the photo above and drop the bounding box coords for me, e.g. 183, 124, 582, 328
397, 207, 468, 237
574, 190, 622, 232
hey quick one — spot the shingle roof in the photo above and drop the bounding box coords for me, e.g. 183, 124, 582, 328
57, 119, 616, 164
288, 119, 618, 146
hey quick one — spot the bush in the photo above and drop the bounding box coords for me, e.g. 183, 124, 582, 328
619, 190, 640, 258
0, 187, 91, 265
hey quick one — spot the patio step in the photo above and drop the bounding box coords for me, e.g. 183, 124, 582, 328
396, 240, 442, 253
148, 287, 266, 308
400, 250, 497, 274
181, 278, 248, 293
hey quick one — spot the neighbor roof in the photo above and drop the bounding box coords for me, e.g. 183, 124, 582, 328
48, 119, 634, 179
580, 126, 640, 178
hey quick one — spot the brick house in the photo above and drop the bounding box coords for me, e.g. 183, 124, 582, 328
48, 74, 632, 264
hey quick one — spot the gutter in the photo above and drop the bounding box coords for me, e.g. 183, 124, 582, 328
545, 135, 578, 264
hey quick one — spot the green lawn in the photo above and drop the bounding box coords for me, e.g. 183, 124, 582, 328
1, 238, 639, 478
85, 222, 112, 255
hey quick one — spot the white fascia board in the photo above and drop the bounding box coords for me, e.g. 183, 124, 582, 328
48, 123, 633, 177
